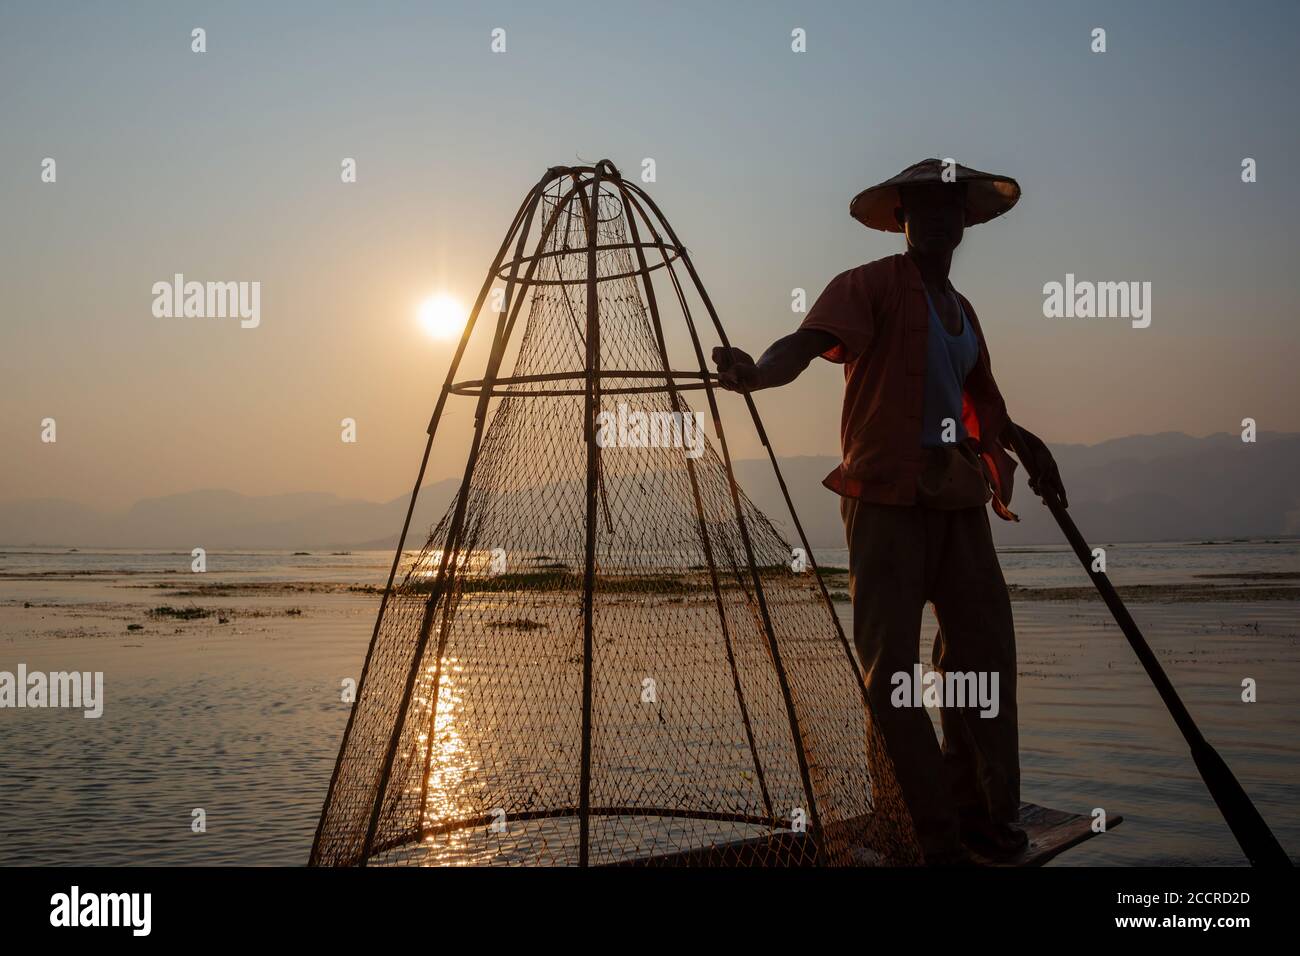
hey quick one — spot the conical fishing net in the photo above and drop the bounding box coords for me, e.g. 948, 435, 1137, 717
311, 164, 920, 866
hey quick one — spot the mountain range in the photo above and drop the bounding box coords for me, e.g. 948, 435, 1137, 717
3, 432, 1297, 550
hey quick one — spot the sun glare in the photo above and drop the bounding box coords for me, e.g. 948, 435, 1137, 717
418, 294, 465, 341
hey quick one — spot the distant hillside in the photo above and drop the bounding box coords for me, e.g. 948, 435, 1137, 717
742, 432, 1300, 549
0, 480, 460, 551
2, 432, 1297, 550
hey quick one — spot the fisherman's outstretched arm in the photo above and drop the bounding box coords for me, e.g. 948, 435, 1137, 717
710, 329, 838, 392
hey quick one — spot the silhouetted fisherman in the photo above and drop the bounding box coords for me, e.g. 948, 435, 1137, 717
713, 159, 1068, 864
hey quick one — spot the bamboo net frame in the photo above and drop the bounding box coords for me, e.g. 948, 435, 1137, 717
309, 161, 920, 867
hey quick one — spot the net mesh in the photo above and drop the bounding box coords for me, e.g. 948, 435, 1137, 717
311, 169, 921, 866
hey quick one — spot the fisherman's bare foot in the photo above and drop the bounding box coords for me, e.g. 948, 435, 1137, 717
960, 820, 1029, 861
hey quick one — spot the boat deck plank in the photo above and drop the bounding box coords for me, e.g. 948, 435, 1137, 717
618, 802, 1122, 867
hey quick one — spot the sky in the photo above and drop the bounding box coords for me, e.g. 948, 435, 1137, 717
2, 0, 1298, 510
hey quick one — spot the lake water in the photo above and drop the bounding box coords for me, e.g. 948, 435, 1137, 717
0, 541, 1297, 866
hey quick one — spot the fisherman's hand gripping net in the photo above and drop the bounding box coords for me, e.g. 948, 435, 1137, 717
310, 161, 921, 867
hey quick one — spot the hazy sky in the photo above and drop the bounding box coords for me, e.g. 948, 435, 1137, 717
3, 1, 1298, 510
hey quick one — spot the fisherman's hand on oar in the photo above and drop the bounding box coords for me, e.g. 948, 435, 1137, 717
711, 346, 762, 392
1006, 423, 1069, 508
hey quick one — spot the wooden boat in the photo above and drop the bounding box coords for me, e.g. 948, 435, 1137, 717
616, 803, 1122, 867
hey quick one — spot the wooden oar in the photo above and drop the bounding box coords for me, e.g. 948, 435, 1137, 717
1006, 423, 1291, 867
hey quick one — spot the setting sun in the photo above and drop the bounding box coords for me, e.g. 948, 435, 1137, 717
418, 293, 465, 340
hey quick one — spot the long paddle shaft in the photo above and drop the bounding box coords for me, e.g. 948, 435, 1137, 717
1006, 424, 1291, 867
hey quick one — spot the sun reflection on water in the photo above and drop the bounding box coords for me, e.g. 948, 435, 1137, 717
415, 657, 476, 834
